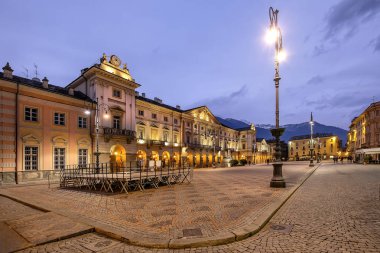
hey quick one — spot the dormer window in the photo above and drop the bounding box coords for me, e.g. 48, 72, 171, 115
112, 89, 121, 98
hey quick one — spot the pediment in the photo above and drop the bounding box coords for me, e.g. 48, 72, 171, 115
77, 138, 90, 146
22, 134, 40, 144
52, 136, 68, 145
186, 106, 221, 124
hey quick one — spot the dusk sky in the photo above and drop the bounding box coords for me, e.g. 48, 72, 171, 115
1, 0, 379, 129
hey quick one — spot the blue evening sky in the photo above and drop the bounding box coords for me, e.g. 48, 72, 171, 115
1, 0, 379, 129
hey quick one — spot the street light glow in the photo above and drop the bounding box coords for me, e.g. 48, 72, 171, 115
84, 109, 91, 115
277, 49, 287, 62
265, 27, 278, 44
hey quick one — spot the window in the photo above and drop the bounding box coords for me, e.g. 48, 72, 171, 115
151, 129, 158, 140
113, 116, 121, 129
25, 107, 38, 122
138, 110, 144, 116
54, 112, 65, 126
78, 149, 88, 166
242, 135, 246, 138
24, 146, 38, 170
330, 144, 333, 153
113, 89, 121, 98
137, 127, 145, 139
78, 116, 87, 128
54, 148, 65, 170
194, 124, 197, 129
174, 134, 178, 143
174, 118, 178, 125
163, 131, 169, 141
242, 144, 246, 149
152, 113, 157, 119
164, 116, 168, 122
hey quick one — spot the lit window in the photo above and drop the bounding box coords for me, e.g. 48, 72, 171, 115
25, 107, 38, 122
78, 116, 87, 128
113, 116, 121, 129
54, 148, 65, 170
54, 112, 65, 126
163, 131, 169, 141
24, 146, 38, 170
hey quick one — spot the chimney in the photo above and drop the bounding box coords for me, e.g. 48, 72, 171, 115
135, 91, 139, 96
2, 62, 13, 79
68, 88, 74, 96
42, 77, 49, 89
154, 97, 162, 103
176, 105, 181, 110
142, 92, 146, 98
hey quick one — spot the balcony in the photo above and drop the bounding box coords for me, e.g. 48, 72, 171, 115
103, 127, 136, 143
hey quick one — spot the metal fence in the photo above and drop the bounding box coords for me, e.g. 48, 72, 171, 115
59, 161, 193, 194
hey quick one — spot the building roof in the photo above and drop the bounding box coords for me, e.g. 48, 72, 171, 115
0, 72, 93, 102
289, 133, 336, 141
136, 95, 183, 113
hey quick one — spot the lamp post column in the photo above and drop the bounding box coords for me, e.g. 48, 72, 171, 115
309, 112, 315, 167
95, 97, 100, 172
269, 7, 286, 188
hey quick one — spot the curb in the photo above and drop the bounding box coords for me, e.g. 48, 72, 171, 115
0, 163, 321, 249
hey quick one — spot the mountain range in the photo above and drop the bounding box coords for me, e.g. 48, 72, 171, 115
216, 117, 348, 145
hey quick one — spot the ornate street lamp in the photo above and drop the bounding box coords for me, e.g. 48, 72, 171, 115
316, 137, 321, 163
266, 7, 286, 188
94, 97, 110, 171
309, 112, 315, 167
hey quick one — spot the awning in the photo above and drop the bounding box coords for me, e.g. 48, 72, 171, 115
355, 148, 380, 155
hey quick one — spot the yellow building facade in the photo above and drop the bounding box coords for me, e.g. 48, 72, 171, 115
288, 134, 340, 161
347, 101, 380, 162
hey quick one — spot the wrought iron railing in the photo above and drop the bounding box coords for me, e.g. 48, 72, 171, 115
59, 162, 193, 194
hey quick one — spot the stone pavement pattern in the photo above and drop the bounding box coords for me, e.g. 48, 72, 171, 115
17, 163, 380, 252
0, 164, 309, 245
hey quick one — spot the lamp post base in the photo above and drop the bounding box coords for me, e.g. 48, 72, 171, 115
270, 162, 286, 188
270, 128, 286, 188
309, 160, 315, 167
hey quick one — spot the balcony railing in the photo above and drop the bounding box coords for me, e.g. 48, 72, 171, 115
103, 127, 136, 138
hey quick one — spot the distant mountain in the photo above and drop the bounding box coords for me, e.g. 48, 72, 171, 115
216, 117, 348, 145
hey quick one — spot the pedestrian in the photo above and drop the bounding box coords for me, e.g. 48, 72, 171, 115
341, 157, 343, 164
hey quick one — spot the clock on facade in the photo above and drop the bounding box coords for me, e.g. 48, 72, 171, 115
110, 55, 121, 67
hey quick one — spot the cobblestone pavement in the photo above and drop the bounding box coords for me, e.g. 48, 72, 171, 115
0, 195, 42, 222
0, 163, 310, 243
17, 163, 380, 252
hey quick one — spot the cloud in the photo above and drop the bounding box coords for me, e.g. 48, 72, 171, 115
370, 34, 380, 52
307, 92, 374, 111
313, 0, 380, 56
188, 85, 248, 109
324, 0, 380, 41
307, 75, 324, 85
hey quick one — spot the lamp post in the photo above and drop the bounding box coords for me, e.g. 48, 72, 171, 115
316, 137, 321, 163
267, 7, 286, 188
309, 112, 315, 167
94, 97, 110, 171
253, 142, 257, 165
